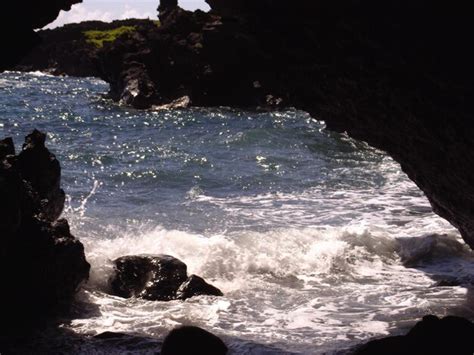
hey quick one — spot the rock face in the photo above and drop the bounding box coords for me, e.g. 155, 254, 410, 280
14, 19, 155, 77
110, 254, 222, 301
0, 130, 90, 329
354, 315, 474, 355
161, 326, 228, 355
0, 0, 82, 70
17, 130, 65, 221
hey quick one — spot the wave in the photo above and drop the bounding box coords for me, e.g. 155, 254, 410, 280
81, 225, 456, 292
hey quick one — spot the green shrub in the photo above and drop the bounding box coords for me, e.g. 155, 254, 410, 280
84, 26, 136, 48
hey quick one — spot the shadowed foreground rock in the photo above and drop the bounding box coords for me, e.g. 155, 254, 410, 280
0, 130, 90, 330
110, 254, 222, 301
354, 315, 474, 355
161, 326, 228, 355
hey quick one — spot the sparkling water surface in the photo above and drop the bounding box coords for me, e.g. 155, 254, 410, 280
1, 72, 473, 354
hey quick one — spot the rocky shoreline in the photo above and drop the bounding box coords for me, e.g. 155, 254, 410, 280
0, 131, 90, 332
1, 0, 474, 353
15, 0, 474, 253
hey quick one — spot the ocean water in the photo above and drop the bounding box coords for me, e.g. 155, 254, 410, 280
1, 71, 473, 354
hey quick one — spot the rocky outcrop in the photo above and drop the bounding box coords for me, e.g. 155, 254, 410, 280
161, 326, 228, 355
110, 254, 222, 301
158, 0, 178, 22
0, 130, 90, 329
0, 0, 82, 70
354, 315, 474, 355
15, 19, 155, 77
17, 130, 65, 221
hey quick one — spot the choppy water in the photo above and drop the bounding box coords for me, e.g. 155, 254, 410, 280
1, 71, 473, 354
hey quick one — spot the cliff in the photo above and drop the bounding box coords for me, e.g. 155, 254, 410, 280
15, 19, 157, 77
0, 131, 90, 332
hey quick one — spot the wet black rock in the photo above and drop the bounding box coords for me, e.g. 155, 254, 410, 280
177, 274, 224, 300
0, 130, 90, 329
17, 129, 65, 221
111, 254, 187, 300
118, 63, 158, 109
110, 254, 222, 301
354, 315, 474, 355
161, 326, 228, 355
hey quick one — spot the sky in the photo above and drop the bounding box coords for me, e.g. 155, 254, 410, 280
46, 0, 210, 29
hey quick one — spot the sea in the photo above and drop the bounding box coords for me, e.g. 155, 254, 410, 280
1, 71, 473, 354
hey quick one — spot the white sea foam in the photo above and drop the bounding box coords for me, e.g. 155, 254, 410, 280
72, 224, 473, 354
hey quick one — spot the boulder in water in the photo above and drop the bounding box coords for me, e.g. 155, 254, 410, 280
111, 254, 187, 300
161, 326, 228, 355
176, 274, 223, 300
110, 254, 222, 301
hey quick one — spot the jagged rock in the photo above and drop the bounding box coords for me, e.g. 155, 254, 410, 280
110, 255, 222, 301
158, 0, 178, 10
158, 0, 179, 22
16, 129, 65, 221
151, 95, 191, 111
0, 131, 90, 329
354, 315, 474, 355
14, 19, 156, 77
176, 275, 223, 300
119, 64, 158, 109
161, 326, 228, 355
111, 254, 188, 300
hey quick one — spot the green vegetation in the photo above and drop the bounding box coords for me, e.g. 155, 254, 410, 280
84, 26, 136, 48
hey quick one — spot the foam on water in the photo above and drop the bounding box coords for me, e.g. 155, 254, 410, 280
70, 224, 473, 353
1, 72, 474, 354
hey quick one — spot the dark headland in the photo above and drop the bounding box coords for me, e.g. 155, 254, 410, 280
1, 0, 474, 354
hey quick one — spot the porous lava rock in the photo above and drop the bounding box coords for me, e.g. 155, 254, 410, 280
0, 130, 90, 330
110, 254, 222, 301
